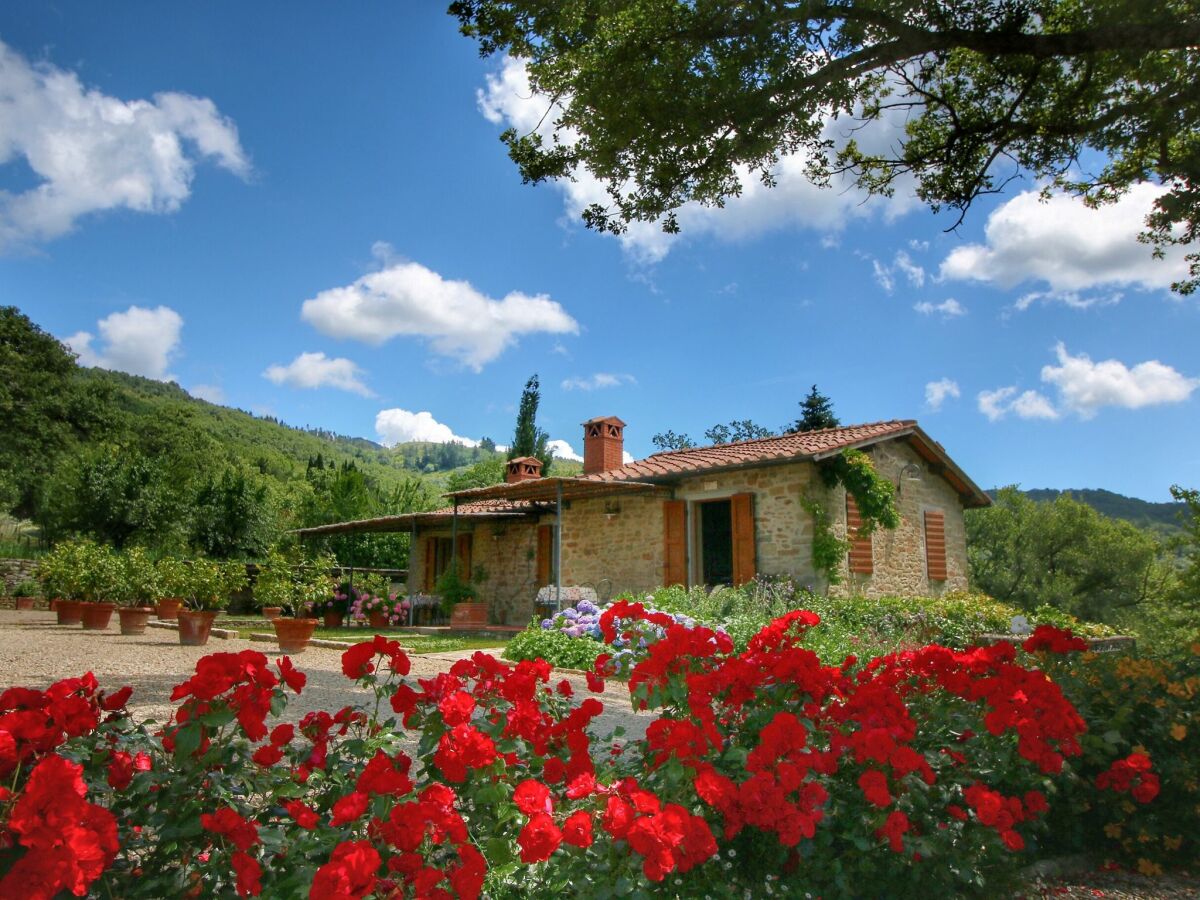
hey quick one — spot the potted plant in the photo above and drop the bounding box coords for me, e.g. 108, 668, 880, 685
154, 556, 188, 620
256, 549, 331, 654
315, 584, 350, 628
355, 573, 394, 629
11, 579, 39, 611
39, 541, 83, 625
178, 559, 245, 646
77, 542, 119, 631
114, 547, 159, 635
436, 567, 487, 630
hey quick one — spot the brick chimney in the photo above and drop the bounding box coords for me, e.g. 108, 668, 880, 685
582, 416, 626, 475
506, 456, 543, 483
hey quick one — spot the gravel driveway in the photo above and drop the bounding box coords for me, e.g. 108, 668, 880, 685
0, 610, 647, 740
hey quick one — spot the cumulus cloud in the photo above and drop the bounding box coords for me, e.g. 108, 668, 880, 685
924, 378, 960, 411
375, 409, 479, 447
64, 305, 183, 380
977, 386, 1059, 422
263, 352, 372, 396
189, 384, 224, 403
0, 39, 248, 249
478, 57, 918, 264
561, 373, 636, 391
940, 184, 1189, 302
301, 254, 578, 371
914, 298, 966, 318
1040, 342, 1198, 418
547, 439, 583, 462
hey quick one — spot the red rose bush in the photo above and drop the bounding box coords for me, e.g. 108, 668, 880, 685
0, 616, 1165, 897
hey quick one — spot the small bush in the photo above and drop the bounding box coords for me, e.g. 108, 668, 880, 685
503, 627, 604, 671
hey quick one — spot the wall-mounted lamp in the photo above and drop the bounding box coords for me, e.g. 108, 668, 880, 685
896, 462, 924, 497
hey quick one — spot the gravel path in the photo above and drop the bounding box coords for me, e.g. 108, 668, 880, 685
0, 610, 648, 740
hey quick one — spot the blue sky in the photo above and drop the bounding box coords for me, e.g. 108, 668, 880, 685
1, 3, 1196, 501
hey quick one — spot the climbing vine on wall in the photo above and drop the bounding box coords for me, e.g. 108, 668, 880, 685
819, 449, 900, 535
800, 495, 849, 585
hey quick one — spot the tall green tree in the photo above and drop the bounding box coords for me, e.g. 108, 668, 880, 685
966, 487, 1171, 623
452, 0, 1200, 292
508, 374, 552, 473
793, 385, 840, 433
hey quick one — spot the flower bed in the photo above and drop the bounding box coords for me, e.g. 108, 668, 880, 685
0, 611, 1192, 898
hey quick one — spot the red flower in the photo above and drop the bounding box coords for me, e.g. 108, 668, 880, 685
251, 744, 283, 767
877, 810, 909, 853
283, 800, 319, 830
330, 791, 370, 826
1001, 829, 1026, 851
310, 841, 381, 900
513, 779, 553, 816
438, 691, 475, 727
108, 751, 135, 790
433, 723, 498, 782
586, 671, 605, 692
201, 806, 259, 851
356, 750, 414, 797
857, 770, 892, 808
563, 810, 594, 848
231, 850, 263, 897
517, 812, 562, 863
275, 656, 306, 693
100, 685, 133, 711
269, 723, 294, 746
1022, 625, 1088, 654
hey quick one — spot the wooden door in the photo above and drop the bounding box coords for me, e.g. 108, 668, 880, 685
730, 493, 757, 586
663, 499, 687, 586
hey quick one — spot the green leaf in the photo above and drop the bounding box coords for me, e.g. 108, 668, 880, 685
173, 722, 202, 762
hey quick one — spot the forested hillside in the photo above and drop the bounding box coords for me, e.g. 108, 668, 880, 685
0, 307, 549, 566
1018, 488, 1186, 534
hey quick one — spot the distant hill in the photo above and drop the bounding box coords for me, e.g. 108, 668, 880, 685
1016, 488, 1186, 534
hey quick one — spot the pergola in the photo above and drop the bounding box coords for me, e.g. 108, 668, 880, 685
295, 476, 666, 611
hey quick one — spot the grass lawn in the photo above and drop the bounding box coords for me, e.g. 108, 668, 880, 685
221, 619, 509, 655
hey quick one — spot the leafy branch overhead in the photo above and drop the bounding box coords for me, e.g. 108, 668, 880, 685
452, 0, 1200, 292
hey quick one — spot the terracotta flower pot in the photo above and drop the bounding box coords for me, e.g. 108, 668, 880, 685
450, 602, 489, 630
273, 617, 318, 654
15, 597, 35, 611
178, 610, 218, 646
368, 609, 389, 629
55, 600, 83, 625
117, 607, 155, 635
261, 607, 283, 621
80, 602, 116, 631
322, 611, 345, 628
156, 598, 183, 620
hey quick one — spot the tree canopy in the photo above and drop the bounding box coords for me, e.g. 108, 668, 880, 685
793, 385, 841, 432
508, 374, 553, 473
452, 0, 1200, 292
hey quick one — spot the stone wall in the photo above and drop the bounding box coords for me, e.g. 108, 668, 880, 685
0, 557, 38, 596
558, 493, 666, 597
828, 441, 971, 596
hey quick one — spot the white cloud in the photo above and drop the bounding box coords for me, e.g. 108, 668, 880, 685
547, 439, 583, 462
477, 57, 918, 264
301, 255, 578, 371
64, 305, 182, 380
908, 239, 929, 251
893, 251, 925, 287
561, 373, 636, 391
263, 352, 372, 396
940, 184, 1189, 301
977, 386, 1059, 422
1013, 290, 1122, 312
914, 298, 966, 318
924, 378, 960, 411
189, 384, 224, 403
872, 259, 895, 294
0, 39, 248, 249
375, 409, 479, 447
1040, 342, 1198, 418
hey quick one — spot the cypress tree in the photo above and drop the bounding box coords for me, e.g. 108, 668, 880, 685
508, 374, 552, 473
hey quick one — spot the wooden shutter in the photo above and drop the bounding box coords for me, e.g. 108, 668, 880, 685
536, 525, 553, 586
423, 537, 437, 592
846, 495, 874, 575
456, 533, 473, 576
663, 500, 687, 587
925, 510, 948, 582
730, 493, 757, 587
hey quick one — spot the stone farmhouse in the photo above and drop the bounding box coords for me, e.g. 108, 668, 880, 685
299, 417, 990, 625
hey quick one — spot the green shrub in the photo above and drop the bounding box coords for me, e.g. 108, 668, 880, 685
503, 627, 605, 671
10, 579, 39, 598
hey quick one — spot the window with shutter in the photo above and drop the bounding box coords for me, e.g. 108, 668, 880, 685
536, 525, 553, 586
846, 494, 874, 575
663, 499, 687, 586
924, 510, 948, 581
730, 493, 757, 586
423, 538, 437, 592
456, 534, 473, 577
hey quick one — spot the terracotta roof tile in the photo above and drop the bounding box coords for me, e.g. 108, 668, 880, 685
585, 420, 917, 482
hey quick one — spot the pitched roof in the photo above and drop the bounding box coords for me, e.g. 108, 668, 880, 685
583, 419, 990, 508
292, 499, 531, 537
585, 420, 916, 482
